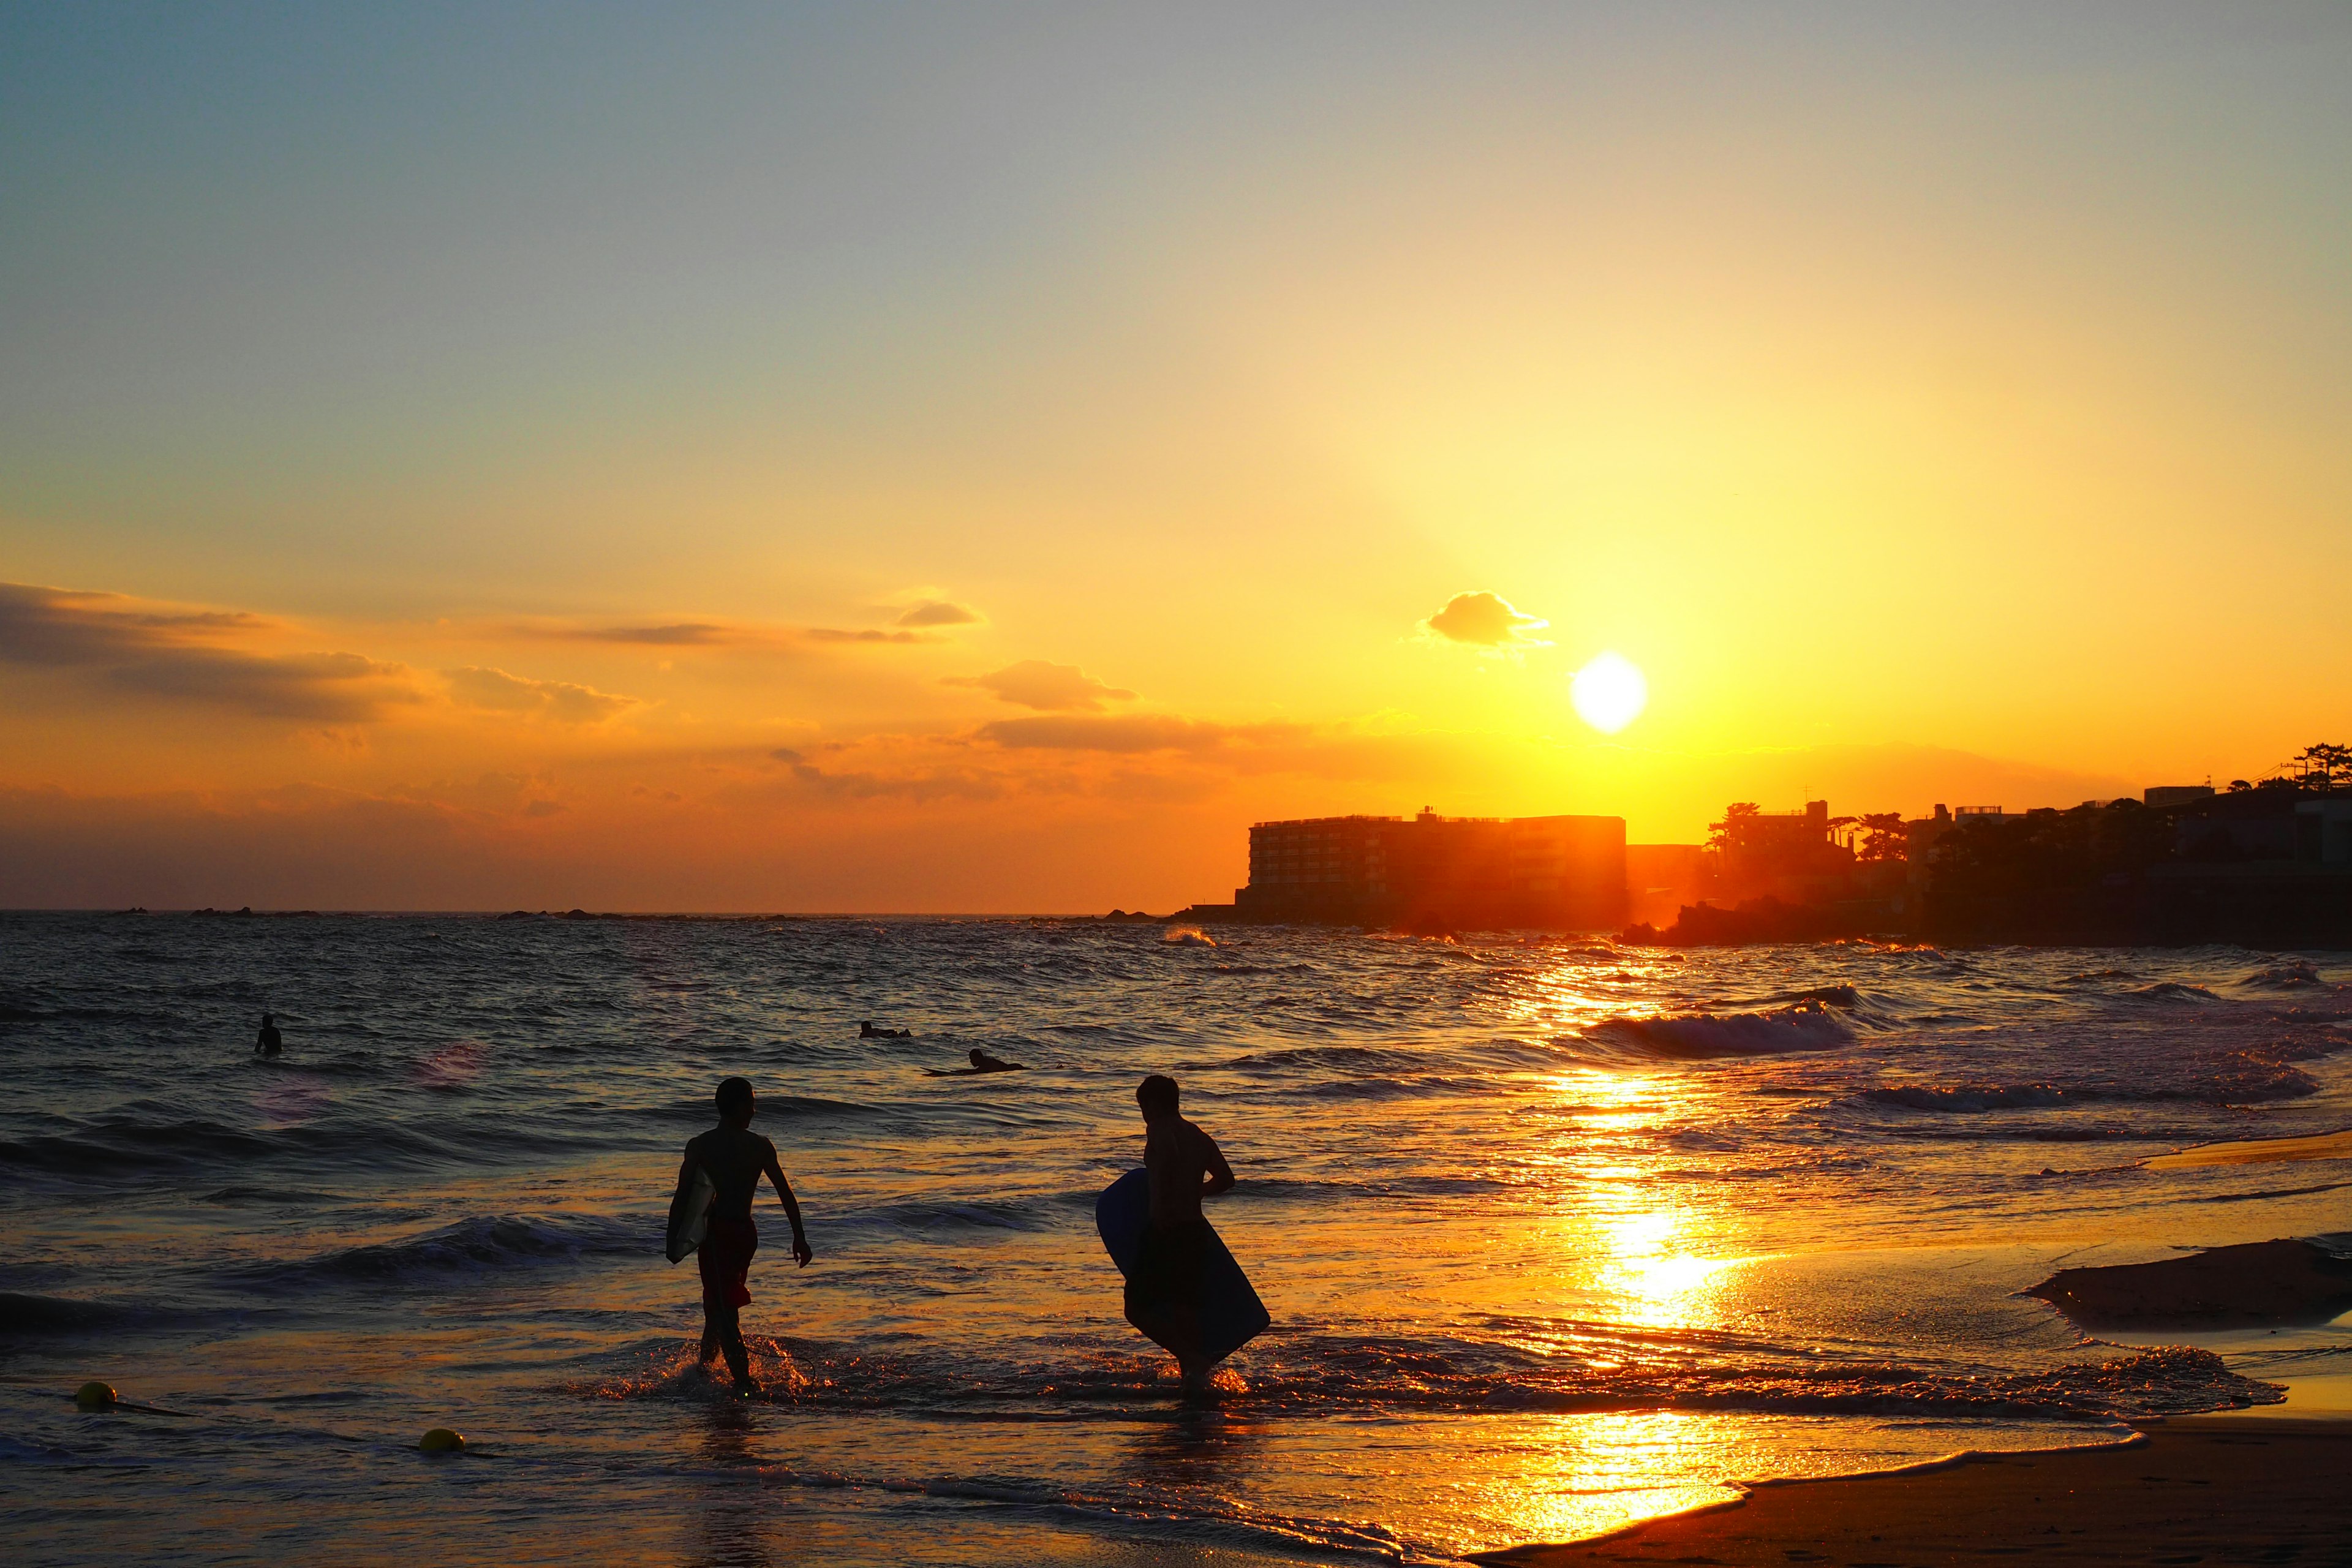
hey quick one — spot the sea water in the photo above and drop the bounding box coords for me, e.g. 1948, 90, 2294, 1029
2, 914, 2347, 1566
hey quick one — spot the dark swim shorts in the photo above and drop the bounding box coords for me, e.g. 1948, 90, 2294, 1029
699, 1216, 758, 1310
1126, 1218, 1211, 1312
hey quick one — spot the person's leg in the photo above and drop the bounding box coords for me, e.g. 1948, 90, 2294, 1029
716, 1298, 752, 1387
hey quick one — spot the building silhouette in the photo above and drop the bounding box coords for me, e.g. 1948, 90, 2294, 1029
1231, 808, 1626, 930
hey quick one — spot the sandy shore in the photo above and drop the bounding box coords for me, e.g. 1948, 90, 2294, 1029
1469, 1419, 2352, 1567
2146, 1127, 2352, 1168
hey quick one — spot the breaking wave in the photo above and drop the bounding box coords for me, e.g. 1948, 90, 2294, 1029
1581, 1000, 1855, 1059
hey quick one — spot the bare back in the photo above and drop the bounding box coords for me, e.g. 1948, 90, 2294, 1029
681, 1126, 777, 1222
1143, 1115, 1234, 1227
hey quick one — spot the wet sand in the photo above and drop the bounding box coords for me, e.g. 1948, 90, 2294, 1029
1472, 1418, 2352, 1567
2146, 1127, 2352, 1168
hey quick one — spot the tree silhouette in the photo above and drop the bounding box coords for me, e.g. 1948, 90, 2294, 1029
1708, 802, 1760, 853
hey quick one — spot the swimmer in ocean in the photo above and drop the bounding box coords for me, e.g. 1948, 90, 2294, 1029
254, 1012, 282, 1056
924, 1048, 1025, 1076
1126, 1073, 1235, 1387
859, 1020, 913, 1039
670, 1077, 813, 1396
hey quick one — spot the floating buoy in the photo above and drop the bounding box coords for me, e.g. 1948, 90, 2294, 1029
419, 1427, 465, 1452
74, 1381, 118, 1411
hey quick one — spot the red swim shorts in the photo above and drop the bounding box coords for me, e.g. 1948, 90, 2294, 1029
698, 1216, 758, 1310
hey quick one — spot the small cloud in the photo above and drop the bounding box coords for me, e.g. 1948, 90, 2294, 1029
805, 627, 927, 644
1423, 590, 1550, 648
562, 622, 734, 646
769, 747, 807, 764
895, 599, 983, 628
445, 666, 636, 724
522, 799, 564, 818
944, 660, 1135, 712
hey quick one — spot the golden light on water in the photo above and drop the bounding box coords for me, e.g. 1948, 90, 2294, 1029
1597, 1207, 1736, 1329
1570, 652, 1648, 734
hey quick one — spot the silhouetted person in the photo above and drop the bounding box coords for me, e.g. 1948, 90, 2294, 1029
670, 1076, 812, 1396
254, 1013, 282, 1056
859, 1020, 912, 1039
923, 1047, 1025, 1076
1126, 1073, 1234, 1386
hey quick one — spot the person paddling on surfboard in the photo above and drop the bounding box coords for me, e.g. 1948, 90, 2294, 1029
1128, 1073, 1235, 1386
669, 1076, 812, 1396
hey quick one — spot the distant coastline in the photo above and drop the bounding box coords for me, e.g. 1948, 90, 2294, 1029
1161, 746, 2352, 949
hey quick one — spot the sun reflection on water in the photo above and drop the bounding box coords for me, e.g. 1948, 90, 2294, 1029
1451, 1410, 1738, 1552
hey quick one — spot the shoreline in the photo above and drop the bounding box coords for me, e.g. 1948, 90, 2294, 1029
1469, 1416, 2352, 1566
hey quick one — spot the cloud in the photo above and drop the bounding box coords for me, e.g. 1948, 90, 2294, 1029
1423, 590, 1550, 647
945, 660, 1135, 712
976, 714, 1302, 753
0, 581, 415, 721
804, 627, 929, 644
526, 618, 937, 648
559, 622, 736, 646
445, 666, 637, 723
895, 599, 984, 628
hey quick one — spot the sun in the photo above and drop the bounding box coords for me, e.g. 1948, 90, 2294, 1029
1570, 652, 1648, 734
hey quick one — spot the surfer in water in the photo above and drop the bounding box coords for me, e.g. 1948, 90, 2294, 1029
254, 1013, 282, 1056
671, 1077, 813, 1396
926, 1048, 1024, 1076
859, 1020, 913, 1039
1128, 1073, 1235, 1386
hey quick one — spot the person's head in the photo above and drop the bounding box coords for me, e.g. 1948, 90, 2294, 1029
1136, 1074, 1178, 1121
261, 1012, 274, 1025
715, 1076, 755, 1126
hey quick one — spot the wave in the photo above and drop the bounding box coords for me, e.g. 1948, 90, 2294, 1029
1581, 1000, 1855, 1060
1773, 984, 1862, 1009
2131, 982, 2218, 1002
1860, 1084, 2080, 1113
578, 1329, 2275, 1425
0, 1291, 148, 1336
238, 1212, 647, 1289
0, 1110, 582, 1182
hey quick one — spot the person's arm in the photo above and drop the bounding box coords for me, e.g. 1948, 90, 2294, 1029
1198, 1130, 1236, 1199
762, 1140, 813, 1266
671, 1147, 700, 1210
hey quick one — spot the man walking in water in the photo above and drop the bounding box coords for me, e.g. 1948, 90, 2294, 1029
671, 1077, 812, 1396
253, 1013, 282, 1056
1127, 1073, 1235, 1385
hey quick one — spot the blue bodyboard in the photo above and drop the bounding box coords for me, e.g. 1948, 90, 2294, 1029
1095, 1169, 1268, 1366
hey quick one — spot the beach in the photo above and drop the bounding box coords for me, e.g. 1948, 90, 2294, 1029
1477, 1417, 2352, 1566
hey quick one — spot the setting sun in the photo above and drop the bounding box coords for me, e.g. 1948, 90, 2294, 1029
1571, 652, 1649, 734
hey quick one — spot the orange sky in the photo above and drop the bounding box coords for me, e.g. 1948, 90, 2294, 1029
3, 8, 2347, 910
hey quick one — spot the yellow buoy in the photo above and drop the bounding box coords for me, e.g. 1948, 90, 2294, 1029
418, 1427, 465, 1452
74, 1381, 117, 1411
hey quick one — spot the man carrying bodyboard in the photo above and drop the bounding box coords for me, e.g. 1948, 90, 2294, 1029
1120, 1072, 1242, 1385
669, 1076, 813, 1396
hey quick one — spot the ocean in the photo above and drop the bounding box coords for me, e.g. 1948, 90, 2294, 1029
3, 913, 2348, 1566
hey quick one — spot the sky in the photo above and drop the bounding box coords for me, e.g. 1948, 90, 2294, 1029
2, 2, 2348, 911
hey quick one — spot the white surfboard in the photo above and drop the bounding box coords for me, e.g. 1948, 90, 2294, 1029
665, 1168, 714, 1264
